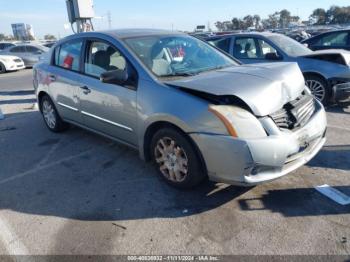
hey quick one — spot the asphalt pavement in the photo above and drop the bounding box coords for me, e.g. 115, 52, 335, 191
0, 69, 349, 256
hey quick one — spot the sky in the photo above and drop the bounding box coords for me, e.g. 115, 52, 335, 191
0, 0, 350, 39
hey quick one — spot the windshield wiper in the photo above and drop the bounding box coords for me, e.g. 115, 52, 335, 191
161, 72, 198, 77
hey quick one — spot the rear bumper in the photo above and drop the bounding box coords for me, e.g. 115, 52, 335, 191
332, 82, 350, 103
190, 101, 327, 186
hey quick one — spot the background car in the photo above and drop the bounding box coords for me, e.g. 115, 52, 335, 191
302, 29, 350, 51
0, 54, 25, 73
206, 32, 350, 105
0, 43, 49, 68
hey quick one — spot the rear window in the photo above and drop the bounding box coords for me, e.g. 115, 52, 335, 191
54, 40, 83, 72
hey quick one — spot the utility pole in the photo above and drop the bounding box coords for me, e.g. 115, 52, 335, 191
66, 0, 95, 33
107, 11, 112, 30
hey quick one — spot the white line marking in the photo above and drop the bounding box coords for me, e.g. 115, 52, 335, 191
0, 148, 96, 186
315, 184, 350, 205
328, 125, 350, 132
0, 217, 29, 255
36, 138, 63, 168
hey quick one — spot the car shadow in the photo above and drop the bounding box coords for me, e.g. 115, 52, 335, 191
326, 104, 350, 115
307, 145, 350, 171
0, 111, 252, 221
0, 110, 349, 223
238, 186, 350, 217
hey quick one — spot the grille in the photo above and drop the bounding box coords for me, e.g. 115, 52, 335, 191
270, 93, 316, 130
14, 59, 22, 63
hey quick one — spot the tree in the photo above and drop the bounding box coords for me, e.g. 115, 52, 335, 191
253, 15, 261, 29
243, 15, 254, 29
0, 34, 5, 41
215, 21, 225, 31
279, 9, 291, 28
44, 34, 56, 41
231, 18, 241, 30
310, 8, 327, 24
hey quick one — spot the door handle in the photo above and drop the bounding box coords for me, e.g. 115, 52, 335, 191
80, 86, 91, 95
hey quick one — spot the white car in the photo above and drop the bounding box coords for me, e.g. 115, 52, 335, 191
0, 55, 25, 74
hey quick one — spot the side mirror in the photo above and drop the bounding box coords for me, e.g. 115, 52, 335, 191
265, 52, 282, 61
100, 69, 128, 86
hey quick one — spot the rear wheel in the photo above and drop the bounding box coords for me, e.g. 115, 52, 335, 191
305, 75, 330, 105
151, 128, 206, 189
40, 95, 69, 132
0, 62, 6, 74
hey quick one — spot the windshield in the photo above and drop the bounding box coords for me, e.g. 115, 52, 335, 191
270, 34, 312, 57
124, 35, 237, 77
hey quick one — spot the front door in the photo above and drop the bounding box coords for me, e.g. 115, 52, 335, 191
79, 40, 138, 146
233, 37, 282, 64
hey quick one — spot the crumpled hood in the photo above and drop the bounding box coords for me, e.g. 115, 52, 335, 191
302, 49, 350, 66
166, 62, 305, 116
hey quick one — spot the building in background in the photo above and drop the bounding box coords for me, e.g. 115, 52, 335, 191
11, 23, 35, 41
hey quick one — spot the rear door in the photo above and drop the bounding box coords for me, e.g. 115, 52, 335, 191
78, 39, 138, 146
47, 39, 84, 124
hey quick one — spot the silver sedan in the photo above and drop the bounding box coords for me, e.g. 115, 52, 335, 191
33, 29, 327, 188
0, 44, 49, 68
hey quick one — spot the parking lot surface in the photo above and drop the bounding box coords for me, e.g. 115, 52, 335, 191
0, 70, 349, 255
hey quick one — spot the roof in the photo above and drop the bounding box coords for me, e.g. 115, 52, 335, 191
205, 31, 278, 40
100, 28, 184, 39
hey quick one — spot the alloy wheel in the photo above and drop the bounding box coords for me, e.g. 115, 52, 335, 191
154, 137, 189, 183
42, 100, 56, 129
306, 80, 326, 102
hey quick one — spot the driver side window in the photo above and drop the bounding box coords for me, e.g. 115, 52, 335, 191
258, 39, 278, 57
85, 41, 126, 78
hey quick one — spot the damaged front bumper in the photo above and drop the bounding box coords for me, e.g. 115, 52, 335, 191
333, 82, 350, 103
190, 101, 327, 186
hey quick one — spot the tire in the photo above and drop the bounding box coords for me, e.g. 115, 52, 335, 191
150, 127, 206, 189
0, 62, 6, 74
40, 95, 69, 133
305, 75, 331, 105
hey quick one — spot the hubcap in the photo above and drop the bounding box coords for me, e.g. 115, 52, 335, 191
154, 137, 189, 182
306, 80, 326, 102
42, 100, 56, 129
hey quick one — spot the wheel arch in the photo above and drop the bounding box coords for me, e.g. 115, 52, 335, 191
303, 72, 329, 88
142, 120, 208, 176
37, 91, 50, 112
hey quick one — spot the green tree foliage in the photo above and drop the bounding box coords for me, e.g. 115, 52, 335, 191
215, 6, 350, 31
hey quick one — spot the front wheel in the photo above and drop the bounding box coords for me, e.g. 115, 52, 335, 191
305, 75, 330, 105
151, 128, 206, 189
0, 62, 6, 74
40, 95, 69, 132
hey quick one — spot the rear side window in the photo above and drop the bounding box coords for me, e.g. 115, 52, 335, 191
10, 46, 25, 53
54, 40, 83, 72
208, 38, 231, 53
316, 32, 348, 47
25, 46, 40, 53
